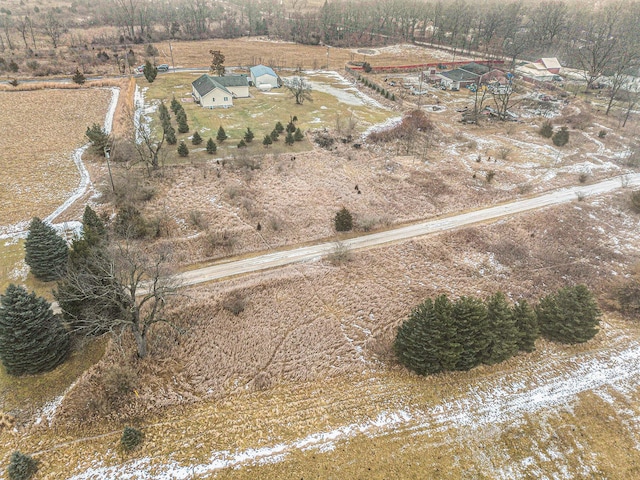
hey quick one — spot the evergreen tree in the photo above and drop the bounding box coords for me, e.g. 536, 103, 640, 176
165, 124, 177, 145
275, 121, 284, 133
170, 96, 181, 114
81, 206, 106, 247
262, 134, 273, 147
206, 137, 217, 154
158, 101, 171, 130
452, 296, 489, 371
237, 139, 247, 148
7, 451, 38, 480
176, 110, 189, 133
395, 294, 461, 375
217, 126, 228, 143
72, 68, 86, 85
536, 285, 601, 343
294, 128, 304, 141
143, 60, 157, 83
55, 207, 111, 334
0, 285, 70, 376
483, 292, 519, 365
192, 130, 203, 145
512, 299, 538, 352
244, 127, 254, 143
85, 123, 110, 156
334, 207, 353, 232
24, 217, 68, 281
285, 131, 295, 145
177, 141, 189, 157
270, 129, 279, 141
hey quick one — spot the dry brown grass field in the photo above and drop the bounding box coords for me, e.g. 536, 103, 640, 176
0, 88, 111, 228
2, 33, 640, 478
3, 190, 640, 478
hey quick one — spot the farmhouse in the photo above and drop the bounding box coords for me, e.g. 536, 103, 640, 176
191, 74, 250, 108
250, 65, 280, 90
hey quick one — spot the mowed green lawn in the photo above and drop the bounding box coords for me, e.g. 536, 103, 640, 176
139, 71, 393, 162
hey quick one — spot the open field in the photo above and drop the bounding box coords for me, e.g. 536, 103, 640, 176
3, 190, 640, 478
0, 88, 112, 231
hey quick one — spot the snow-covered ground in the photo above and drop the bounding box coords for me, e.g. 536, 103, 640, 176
0, 87, 119, 240
66, 333, 640, 479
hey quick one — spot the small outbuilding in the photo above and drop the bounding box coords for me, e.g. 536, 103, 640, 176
438, 68, 479, 89
191, 74, 250, 108
250, 65, 280, 89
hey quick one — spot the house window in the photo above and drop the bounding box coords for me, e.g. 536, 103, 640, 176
224, 97, 229, 101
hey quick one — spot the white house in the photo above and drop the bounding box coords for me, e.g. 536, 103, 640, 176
249, 65, 280, 89
191, 74, 250, 108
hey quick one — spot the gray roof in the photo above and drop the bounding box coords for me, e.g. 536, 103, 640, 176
192, 74, 248, 96
440, 68, 479, 82
250, 64, 277, 78
460, 62, 490, 75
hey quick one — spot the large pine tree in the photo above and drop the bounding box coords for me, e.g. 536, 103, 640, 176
453, 296, 489, 371
24, 217, 68, 282
483, 292, 519, 364
536, 285, 601, 344
513, 299, 538, 352
0, 285, 70, 376
395, 294, 460, 375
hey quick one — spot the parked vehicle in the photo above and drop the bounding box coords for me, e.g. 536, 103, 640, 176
157, 64, 170, 72
134, 65, 145, 74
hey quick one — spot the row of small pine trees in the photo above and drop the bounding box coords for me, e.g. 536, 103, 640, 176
395, 285, 601, 376
347, 66, 396, 101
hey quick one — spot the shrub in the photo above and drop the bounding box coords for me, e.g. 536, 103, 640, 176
114, 205, 147, 238
552, 126, 569, 146
362, 62, 372, 73
598, 129, 607, 138
579, 172, 589, 183
285, 131, 295, 145
485, 170, 496, 183
72, 68, 86, 85
244, 127, 254, 143
222, 291, 246, 315
237, 139, 247, 148
217, 126, 228, 143
8, 60, 19, 72
314, 132, 334, 149
334, 207, 353, 232
191, 131, 202, 145
7, 451, 38, 480
539, 121, 554, 138
536, 285, 601, 344
85, 123, 110, 156
121, 426, 144, 452
631, 190, 640, 213
177, 141, 189, 157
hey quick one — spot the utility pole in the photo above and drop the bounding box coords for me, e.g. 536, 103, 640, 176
326, 46, 330, 70
169, 41, 175, 71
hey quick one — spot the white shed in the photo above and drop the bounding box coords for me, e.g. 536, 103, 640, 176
250, 65, 280, 89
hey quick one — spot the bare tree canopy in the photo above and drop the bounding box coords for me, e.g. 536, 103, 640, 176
283, 76, 313, 105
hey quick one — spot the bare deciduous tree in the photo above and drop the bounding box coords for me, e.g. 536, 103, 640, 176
283, 76, 313, 104
42, 10, 65, 48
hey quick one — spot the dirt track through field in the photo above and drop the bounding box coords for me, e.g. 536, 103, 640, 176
176, 173, 640, 287
63, 323, 640, 479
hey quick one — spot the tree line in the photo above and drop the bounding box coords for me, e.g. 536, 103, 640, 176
395, 286, 601, 376
2, 0, 640, 84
